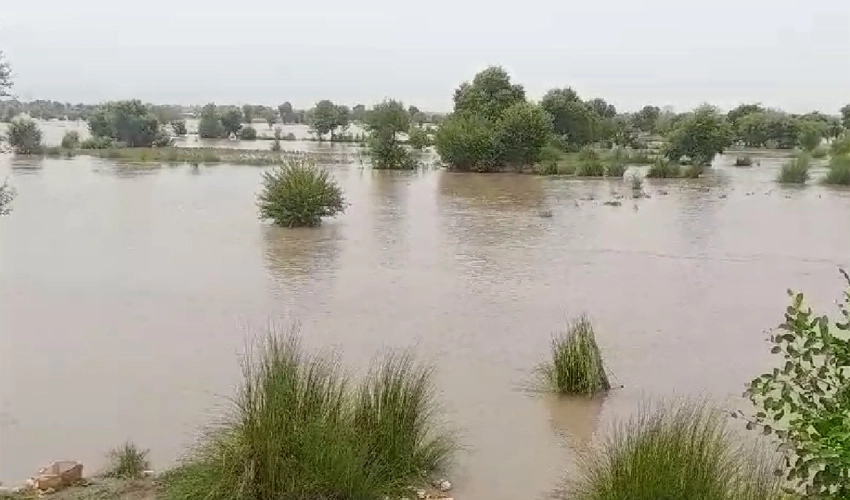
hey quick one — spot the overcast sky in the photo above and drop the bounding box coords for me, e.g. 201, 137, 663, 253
2, 0, 849, 113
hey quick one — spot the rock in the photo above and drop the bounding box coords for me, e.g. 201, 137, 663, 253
719, 194, 727, 199
438, 480, 452, 492
658, 190, 669, 195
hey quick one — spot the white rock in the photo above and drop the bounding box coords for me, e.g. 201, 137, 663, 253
438, 480, 452, 492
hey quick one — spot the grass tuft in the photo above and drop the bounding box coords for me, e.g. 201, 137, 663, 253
811, 144, 829, 159
563, 402, 784, 500
104, 442, 150, 479
777, 153, 811, 184
539, 315, 610, 396
823, 154, 850, 185
646, 158, 682, 178
576, 147, 605, 177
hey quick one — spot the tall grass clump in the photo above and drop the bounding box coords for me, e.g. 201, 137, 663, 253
830, 134, 850, 157
777, 153, 811, 184
5, 117, 43, 154
162, 327, 454, 500
539, 315, 610, 396
823, 154, 850, 185
646, 158, 682, 178
811, 144, 828, 159
257, 160, 345, 227
604, 148, 627, 178
576, 147, 605, 177
563, 402, 784, 500
103, 441, 150, 479
61, 130, 81, 150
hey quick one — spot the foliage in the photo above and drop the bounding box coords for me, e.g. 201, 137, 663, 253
435, 113, 499, 172
0, 180, 16, 216
632, 105, 661, 133
242, 104, 255, 124
365, 99, 413, 170
823, 154, 850, 186
220, 108, 244, 137
452, 66, 526, 122
162, 327, 454, 500
538, 315, 610, 395
567, 402, 784, 500
87, 100, 166, 147
576, 147, 605, 177
278, 102, 294, 123
407, 127, 430, 149
198, 103, 225, 139
840, 104, 850, 130
734, 155, 753, 166
0, 50, 11, 98
537, 145, 563, 175
777, 153, 811, 184
61, 130, 81, 149
797, 120, 826, 151
586, 98, 616, 119
727, 103, 764, 141
310, 100, 339, 140
663, 105, 731, 165
541, 89, 599, 150
171, 119, 187, 136
6, 117, 43, 154
682, 164, 705, 178
605, 148, 628, 177
80, 136, 115, 149
830, 135, 850, 157
265, 111, 278, 129
257, 160, 345, 227
239, 126, 258, 141
495, 102, 553, 168
811, 144, 829, 159
737, 111, 799, 149
104, 442, 150, 479
742, 272, 850, 498
646, 158, 682, 178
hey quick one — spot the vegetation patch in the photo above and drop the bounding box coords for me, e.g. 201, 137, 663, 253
645, 158, 682, 178
103, 442, 150, 479
257, 160, 346, 227
823, 154, 850, 185
575, 147, 605, 177
5, 117, 43, 154
734, 155, 753, 166
777, 153, 811, 184
538, 315, 610, 396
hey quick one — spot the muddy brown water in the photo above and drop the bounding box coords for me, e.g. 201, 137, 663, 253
1, 145, 849, 500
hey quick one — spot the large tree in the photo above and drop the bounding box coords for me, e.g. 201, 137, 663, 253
496, 102, 553, 168
586, 98, 617, 119
310, 100, 338, 140
632, 105, 660, 133
220, 108, 244, 137
198, 103, 225, 138
663, 105, 732, 165
541, 89, 600, 150
278, 102, 294, 123
87, 100, 167, 147
242, 105, 255, 124
366, 99, 412, 169
453, 66, 525, 121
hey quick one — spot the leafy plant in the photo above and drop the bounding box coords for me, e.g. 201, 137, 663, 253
663, 105, 732, 166
239, 126, 258, 141
646, 158, 682, 178
257, 160, 345, 227
407, 127, 430, 150
80, 136, 115, 150
5, 117, 43, 154
777, 153, 811, 184
576, 147, 605, 177
104, 442, 150, 479
741, 270, 850, 498
60, 131, 81, 149
823, 154, 850, 185
830, 135, 850, 157
171, 119, 188, 136
538, 315, 610, 395
365, 99, 414, 170
0, 179, 16, 216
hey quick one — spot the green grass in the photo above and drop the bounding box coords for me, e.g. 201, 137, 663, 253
539, 315, 610, 396
576, 147, 605, 177
777, 153, 811, 184
823, 154, 850, 185
103, 442, 150, 479
78, 147, 347, 167
646, 159, 682, 178
563, 402, 784, 500
830, 135, 850, 157
162, 327, 454, 500
811, 144, 829, 159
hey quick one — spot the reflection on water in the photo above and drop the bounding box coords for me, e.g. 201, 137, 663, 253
2, 150, 850, 500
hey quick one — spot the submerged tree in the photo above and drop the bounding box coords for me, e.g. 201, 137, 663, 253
278, 102, 294, 123
257, 160, 345, 227
540, 88, 601, 150
6, 117, 43, 154
198, 103, 225, 139
171, 119, 188, 136
663, 105, 732, 166
366, 99, 413, 169
453, 66, 526, 122
310, 100, 338, 140
496, 102, 553, 168
242, 104, 255, 124
87, 100, 170, 147
220, 108, 244, 137
265, 111, 278, 129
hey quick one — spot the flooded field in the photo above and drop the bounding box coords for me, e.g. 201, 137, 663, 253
1, 144, 849, 500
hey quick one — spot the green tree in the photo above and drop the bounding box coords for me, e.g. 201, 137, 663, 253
351, 104, 367, 122
840, 104, 850, 130
0, 50, 12, 98
220, 108, 244, 137
310, 100, 338, 140
797, 120, 826, 151
6, 117, 43, 154
726, 103, 764, 141
407, 127, 430, 149
632, 105, 660, 133
496, 102, 552, 168
239, 126, 258, 140
265, 111, 278, 129
541, 89, 600, 150
366, 99, 413, 169
586, 98, 616, 119
242, 105, 255, 124
278, 102, 293, 123
171, 119, 188, 136
435, 113, 498, 171
87, 100, 168, 147
407, 105, 420, 118
198, 103, 225, 138
663, 105, 731, 165
334, 105, 350, 136
741, 271, 850, 498
453, 66, 526, 122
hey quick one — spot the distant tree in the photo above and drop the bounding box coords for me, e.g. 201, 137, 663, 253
408, 105, 420, 118
334, 105, 351, 135
407, 126, 430, 149
496, 102, 553, 168
0, 50, 12, 98
541, 90, 600, 150
198, 104, 225, 138
453, 66, 526, 122
171, 119, 188, 136
352, 104, 367, 122
797, 120, 826, 151
310, 100, 338, 140
631, 105, 660, 133
239, 125, 258, 140
6, 117, 43, 154
586, 98, 616, 119
265, 111, 278, 129
365, 99, 412, 169
841, 104, 850, 130
87, 100, 168, 147
663, 105, 732, 165
435, 113, 498, 171
219, 108, 244, 137
0, 180, 16, 216
242, 105, 255, 124
61, 130, 81, 149
610, 116, 640, 148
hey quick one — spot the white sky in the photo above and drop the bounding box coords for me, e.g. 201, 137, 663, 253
2, 0, 849, 113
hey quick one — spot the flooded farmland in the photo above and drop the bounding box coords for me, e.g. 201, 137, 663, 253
1, 137, 849, 500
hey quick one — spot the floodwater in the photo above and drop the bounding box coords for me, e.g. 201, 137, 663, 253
1, 140, 850, 500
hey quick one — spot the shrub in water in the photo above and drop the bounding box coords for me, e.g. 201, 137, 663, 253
564, 402, 783, 500
5, 117, 43, 154
734, 155, 753, 166
61, 130, 81, 149
646, 158, 682, 178
80, 136, 115, 150
539, 315, 610, 396
830, 134, 850, 157
0, 180, 16, 216
777, 153, 810, 184
811, 144, 828, 159
257, 160, 345, 227
823, 154, 850, 185
239, 126, 258, 141
104, 441, 150, 479
604, 149, 627, 177
536, 145, 563, 175
576, 147, 605, 177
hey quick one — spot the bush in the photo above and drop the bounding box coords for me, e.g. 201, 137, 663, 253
80, 136, 115, 149
811, 144, 828, 159
198, 103, 225, 139
565, 402, 783, 500
605, 150, 627, 177
257, 160, 345, 227
646, 158, 682, 178
823, 154, 850, 185
742, 271, 850, 498
0, 179, 16, 216
408, 127, 431, 149
576, 147, 605, 177
435, 114, 499, 172
682, 164, 705, 178
60, 130, 81, 149
87, 100, 162, 147
830, 134, 850, 157
777, 153, 810, 184
104, 442, 150, 479
734, 155, 753, 166
171, 119, 188, 136
536, 145, 563, 175
239, 126, 258, 140
162, 327, 454, 500
5, 117, 43, 154
538, 315, 610, 395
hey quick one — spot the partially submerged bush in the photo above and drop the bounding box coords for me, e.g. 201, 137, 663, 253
171, 119, 188, 136
777, 153, 810, 184
539, 315, 610, 396
682, 164, 704, 178
5, 117, 43, 154
61, 130, 81, 149
257, 160, 345, 227
407, 127, 431, 149
239, 126, 258, 141
80, 136, 115, 150
823, 154, 850, 185
646, 158, 682, 178
604, 149, 627, 177
734, 155, 753, 166
565, 402, 783, 500
162, 327, 454, 500
104, 442, 150, 479
576, 147, 605, 177
811, 144, 828, 159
